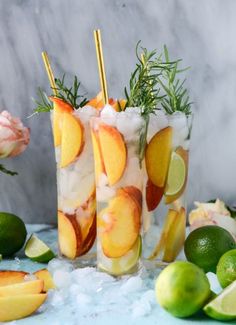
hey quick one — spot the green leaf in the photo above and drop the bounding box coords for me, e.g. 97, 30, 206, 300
0, 164, 18, 176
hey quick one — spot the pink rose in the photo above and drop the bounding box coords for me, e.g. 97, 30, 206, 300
0, 110, 30, 158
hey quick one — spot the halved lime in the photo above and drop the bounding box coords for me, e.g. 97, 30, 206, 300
25, 234, 55, 263
165, 152, 186, 196
203, 280, 236, 321
98, 236, 142, 276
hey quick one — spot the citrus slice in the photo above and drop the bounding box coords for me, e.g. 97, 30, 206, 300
203, 280, 236, 321
98, 236, 142, 276
25, 234, 55, 263
164, 151, 185, 196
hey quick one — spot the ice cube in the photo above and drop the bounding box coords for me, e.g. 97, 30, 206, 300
125, 107, 142, 114
154, 111, 169, 129
24, 274, 37, 282
182, 139, 190, 150
69, 284, 80, 296
50, 290, 66, 307
141, 290, 156, 306
75, 106, 98, 124
168, 112, 187, 130
71, 267, 95, 283
116, 111, 143, 142
98, 173, 109, 188
53, 270, 71, 288
120, 276, 143, 295
131, 299, 152, 318
100, 104, 117, 126
96, 185, 116, 202
48, 258, 73, 274
207, 272, 222, 294
76, 292, 92, 305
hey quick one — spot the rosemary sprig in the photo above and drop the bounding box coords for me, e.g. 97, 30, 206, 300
158, 45, 192, 116
0, 164, 18, 176
34, 75, 88, 113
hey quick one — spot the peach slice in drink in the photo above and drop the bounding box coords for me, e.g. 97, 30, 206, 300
145, 179, 164, 212
98, 124, 127, 186
145, 127, 173, 187
98, 189, 141, 258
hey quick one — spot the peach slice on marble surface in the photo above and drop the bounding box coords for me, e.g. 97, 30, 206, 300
58, 211, 82, 259
91, 129, 105, 181
98, 192, 141, 258
162, 207, 186, 262
34, 269, 55, 292
0, 271, 28, 286
145, 179, 164, 212
98, 124, 127, 185
145, 126, 173, 187
0, 280, 44, 297
60, 113, 84, 168
0, 293, 47, 322
49, 97, 73, 147
165, 147, 189, 204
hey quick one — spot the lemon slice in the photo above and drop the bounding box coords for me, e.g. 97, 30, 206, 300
98, 236, 142, 276
203, 280, 236, 321
165, 152, 186, 196
25, 234, 55, 263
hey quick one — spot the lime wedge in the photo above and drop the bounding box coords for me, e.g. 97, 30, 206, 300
165, 151, 185, 196
203, 280, 236, 321
25, 234, 55, 263
98, 236, 142, 276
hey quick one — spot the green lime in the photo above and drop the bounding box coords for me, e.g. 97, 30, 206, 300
203, 280, 236, 321
217, 249, 236, 288
164, 152, 185, 196
98, 236, 142, 276
184, 225, 235, 273
155, 261, 210, 318
25, 234, 55, 263
0, 212, 27, 256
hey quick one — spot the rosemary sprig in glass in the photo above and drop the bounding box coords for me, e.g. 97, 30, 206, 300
34, 75, 88, 113
0, 164, 17, 176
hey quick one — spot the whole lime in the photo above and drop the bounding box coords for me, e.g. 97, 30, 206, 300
217, 249, 236, 288
184, 225, 235, 273
0, 212, 27, 256
155, 261, 210, 318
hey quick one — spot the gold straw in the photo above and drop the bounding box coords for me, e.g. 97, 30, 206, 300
94, 29, 108, 105
41, 51, 58, 96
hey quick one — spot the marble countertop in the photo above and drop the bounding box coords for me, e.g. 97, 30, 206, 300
0, 225, 231, 325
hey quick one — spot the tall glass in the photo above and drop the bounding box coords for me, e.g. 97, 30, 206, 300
143, 111, 192, 264
90, 106, 145, 276
52, 103, 98, 264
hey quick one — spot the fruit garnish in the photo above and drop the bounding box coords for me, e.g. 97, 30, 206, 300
146, 179, 164, 212
164, 151, 186, 197
0, 280, 44, 296
184, 225, 236, 273
98, 124, 127, 186
25, 234, 55, 263
60, 113, 84, 167
216, 249, 236, 288
98, 235, 142, 276
34, 269, 55, 291
0, 212, 27, 257
0, 294, 47, 322
203, 281, 236, 321
0, 271, 28, 287
156, 261, 211, 318
145, 127, 172, 187
91, 130, 105, 181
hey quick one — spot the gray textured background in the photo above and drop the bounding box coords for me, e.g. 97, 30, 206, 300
0, 0, 236, 223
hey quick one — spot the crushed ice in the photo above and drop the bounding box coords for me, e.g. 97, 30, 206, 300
45, 258, 157, 319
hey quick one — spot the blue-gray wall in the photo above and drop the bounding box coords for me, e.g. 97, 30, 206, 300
0, 0, 236, 223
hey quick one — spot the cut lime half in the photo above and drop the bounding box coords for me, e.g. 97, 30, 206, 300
25, 234, 55, 263
203, 280, 236, 321
98, 236, 142, 276
165, 151, 186, 196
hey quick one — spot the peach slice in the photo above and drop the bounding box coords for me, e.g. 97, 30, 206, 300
0, 280, 44, 296
49, 97, 73, 147
98, 192, 141, 258
58, 211, 82, 259
165, 147, 189, 204
146, 179, 164, 212
117, 186, 142, 213
162, 207, 186, 262
145, 127, 173, 187
0, 271, 28, 286
91, 130, 105, 181
34, 269, 55, 292
60, 113, 84, 168
0, 293, 47, 322
80, 212, 97, 256
98, 124, 127, 185
148, 209, 178, 260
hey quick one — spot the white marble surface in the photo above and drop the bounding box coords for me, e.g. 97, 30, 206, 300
0, 0, 236, 223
